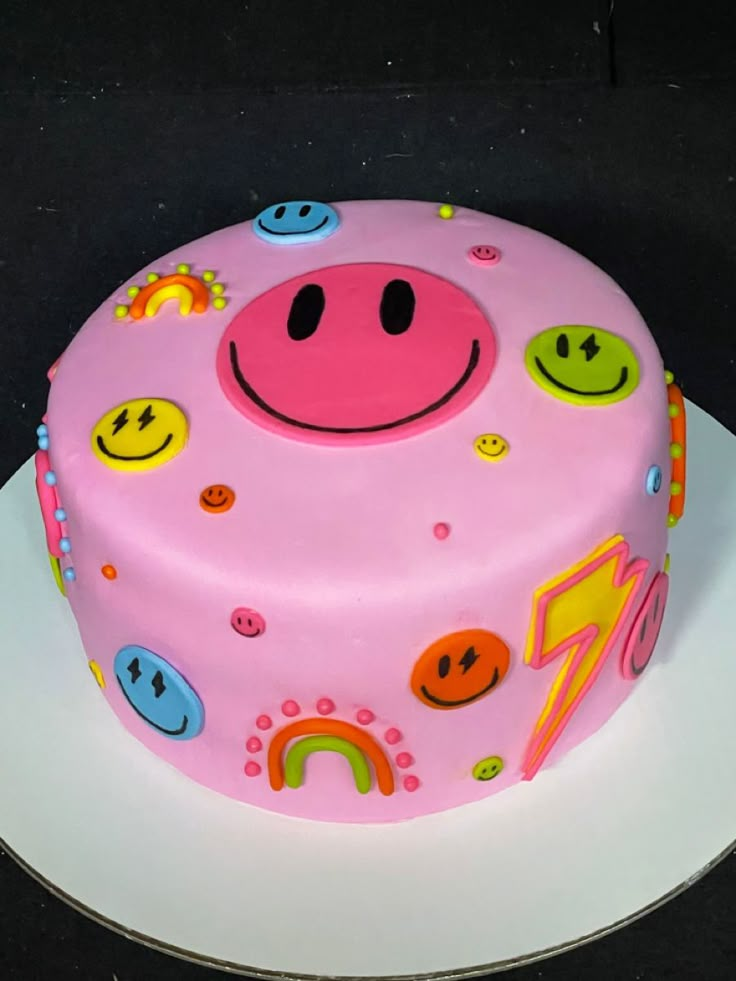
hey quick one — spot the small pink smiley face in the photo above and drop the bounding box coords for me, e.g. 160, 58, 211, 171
621, 572, 669, 680
217, 263, 496, 444
231, 608, 266, 638
467, 245, 501, 267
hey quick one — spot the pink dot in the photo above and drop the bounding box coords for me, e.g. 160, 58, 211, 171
356, 709, 375, 725
396, 752, 414, 769
246, 737, 262, 753
256, 714, 272, 730
244, 761, 262, 777
433, 522, 450, 540
282, 699, 300, 717
403, 775, 420, 792
385, 728, 402, 745
316, 698, 335, 715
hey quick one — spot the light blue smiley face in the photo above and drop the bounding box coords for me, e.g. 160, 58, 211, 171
253, 201, 340, 245
114, 645, 204, 740
645, 465, 663, 495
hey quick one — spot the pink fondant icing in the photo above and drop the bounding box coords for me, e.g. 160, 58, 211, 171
45, 201, 671, 822
34, 450, 63, 557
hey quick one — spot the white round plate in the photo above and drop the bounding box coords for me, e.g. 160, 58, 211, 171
1, 401, 735, 979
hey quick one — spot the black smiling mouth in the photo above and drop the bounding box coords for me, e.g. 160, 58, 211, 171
229, 338, 481, 435
202, 498, 230, 509
534, 358, 629, 397
116, 675, 189, 735
257, 216, 329, 236
420, 666, 500, 707
97, 433, 173, 461
477, 445, 506, 458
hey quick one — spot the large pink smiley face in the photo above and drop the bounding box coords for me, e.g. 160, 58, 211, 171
216, 263, 496, 444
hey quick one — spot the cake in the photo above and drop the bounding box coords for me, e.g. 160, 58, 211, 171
34, 200, 686, 823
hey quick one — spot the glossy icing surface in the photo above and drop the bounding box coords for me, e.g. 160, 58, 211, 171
44, 201, 672, 822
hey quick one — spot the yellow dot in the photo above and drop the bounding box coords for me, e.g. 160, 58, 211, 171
670, 442, 683, 459
664, 370, 674, 385
213, 296, 227, 310
89, 660, 106, 689
127, 285, 140, 298
670, 480, 682, 495
114, 304, 129, 318
176, 263, 191, 274
211, 282, 225, 295
668, 403, 680, 418
202, 270, 216, 282
146, 272, 160, 283
667, 513, 679, 528
663, 553, 671, 574
438, 204, 454, 219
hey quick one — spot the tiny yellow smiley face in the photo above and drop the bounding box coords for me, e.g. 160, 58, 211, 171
91, 398, 188, 472
525, 325, 639, 406
474, 433, 509, 461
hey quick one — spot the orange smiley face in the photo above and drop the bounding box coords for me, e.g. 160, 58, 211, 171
199, 484, 236, 513
411, 629, 511, 710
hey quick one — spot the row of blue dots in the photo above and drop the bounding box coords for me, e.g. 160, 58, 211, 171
38, 423, 75, 583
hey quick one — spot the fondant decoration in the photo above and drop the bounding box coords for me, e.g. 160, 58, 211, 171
385, 728, 402, 745
253, 201, 340, 245
645, 465, 662, 495
356, 708, 375, 725
101, 564, 117, 580
525, 326, 640, 406
113, 645, 204, 740
35, 450, 64, 557
199, 484, 236, 513
284, 736, 372, 794
91, 398, 188, 472
411, 629, 511, 710
217, 263, 496, 445
282, 699, 301, 717
256, 714, 273, 730
59, 537, 71, 553
438, 204, 454, 219
44, 471, 57, 486
664, 553, 671, 574
403, 776, 420, 792
54, 508, 66, 522
114, 270, 226, 320
473, 433, 509, 461
472, 756, 504, 781
244, 761, 262, 777
395, 752, 414, 768
48, 553, 65, 595
621, 572, 669, 680
467, 245, 501, 267
316, 698, 335, 715
522, 535, 648, 779
433, 522, 451, 540
88, 660, 106, 689
230, 608, 266, 637
63, 568, 76, 582
268, 719, 395, 795
246, 736, 263, 753
667, 382, 686, 525
47, 358, 60, 382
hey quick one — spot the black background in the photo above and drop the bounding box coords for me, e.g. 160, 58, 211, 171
1, 1, 735, 978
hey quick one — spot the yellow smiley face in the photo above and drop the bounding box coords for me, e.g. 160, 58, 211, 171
525, 325, 639, 406
91, 398, 188, 472
474, 433, 509, 461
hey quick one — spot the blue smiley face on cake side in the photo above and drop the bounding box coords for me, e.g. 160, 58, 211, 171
114, 645, 204, 740
253, 201, 340, 245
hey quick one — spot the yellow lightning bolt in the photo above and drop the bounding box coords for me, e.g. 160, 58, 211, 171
522, 535, 648, 779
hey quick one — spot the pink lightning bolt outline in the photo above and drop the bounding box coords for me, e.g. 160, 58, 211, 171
522, 535, 648, 780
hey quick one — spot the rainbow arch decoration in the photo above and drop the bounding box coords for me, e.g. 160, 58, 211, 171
267, 718, 395, 796
113, 265, 228, 321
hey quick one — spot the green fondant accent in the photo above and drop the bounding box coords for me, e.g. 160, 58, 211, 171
284, 735, 372, 794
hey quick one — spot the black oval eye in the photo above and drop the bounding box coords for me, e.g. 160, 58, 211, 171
287, 284, 325, 341
556, 333, 569, 358
299, 204, 311, 217
438, 654, 451, 678
380, 279, 415, 335
274, 205, 286, 219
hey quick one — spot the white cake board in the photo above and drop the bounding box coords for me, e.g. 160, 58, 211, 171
1, 401, 735, 979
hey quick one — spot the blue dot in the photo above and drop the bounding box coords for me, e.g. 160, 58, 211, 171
36, 424, 48, 437
44, 471, 57, 486
63, 567, 76, 582
59, 537, 71, 553
54, 508, 67, 522
645, 465, 662, 496
38, 436, 49, 450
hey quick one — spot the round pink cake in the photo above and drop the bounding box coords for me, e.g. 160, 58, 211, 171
36, 200, 686, 822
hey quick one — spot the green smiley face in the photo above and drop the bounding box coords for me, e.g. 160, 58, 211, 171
525, 325, 640, 406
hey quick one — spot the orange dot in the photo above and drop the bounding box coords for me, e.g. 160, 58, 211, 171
101, 564, 117, 580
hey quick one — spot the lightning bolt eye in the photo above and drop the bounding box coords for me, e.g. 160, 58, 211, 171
459, 646, 479, 673
137, 404, 156, 430
151, 670, 166, 698
579, 332, 601, 361
112, 408, 129, 435
127, 657, 141, 683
